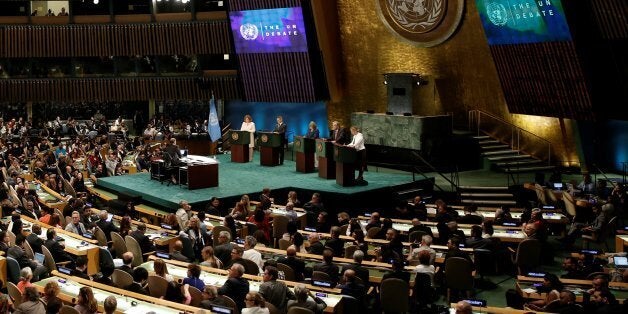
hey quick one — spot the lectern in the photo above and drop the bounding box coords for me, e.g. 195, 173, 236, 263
230, 130, 250, 163
258, 132, 283, 166
316, 139, 335, 179
334, 145, 358, 186
294, 136, 315, 173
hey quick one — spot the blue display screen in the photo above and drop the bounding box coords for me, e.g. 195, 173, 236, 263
229, 7, 308, 54
475, 0, 572, 45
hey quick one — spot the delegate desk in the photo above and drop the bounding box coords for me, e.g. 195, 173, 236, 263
616, 235, 628, 253
179, 155, 219, 189
516, 275, 628, 303
425, 208, 569, 225
31, 180, 69, 211
250, 201, 309, 229
35, 272, 201, 314
14, 215, 101, 275
141, 257, 343, 313
0, 256, 6, 288
448, 303, 553, 314
88, 208, 178, 248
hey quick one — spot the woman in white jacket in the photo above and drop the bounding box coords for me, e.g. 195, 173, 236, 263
240, 114, 256, 161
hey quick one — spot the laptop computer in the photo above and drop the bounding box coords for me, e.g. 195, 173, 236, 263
553, 182, 563, 190
35, 252, 45, 265
312, 279, 334, 288
614, 256, 628, 269
106, 214, 113, 222
179, 149, 188, 157
211, 305, 233, 314
155, 251, 170, 259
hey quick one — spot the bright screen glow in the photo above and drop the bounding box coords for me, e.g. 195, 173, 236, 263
475, 0, 571, 45
229, 7, 308, 54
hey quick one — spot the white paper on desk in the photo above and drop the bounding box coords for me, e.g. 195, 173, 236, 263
522, 288, 537, 294
113, 258, 124, 267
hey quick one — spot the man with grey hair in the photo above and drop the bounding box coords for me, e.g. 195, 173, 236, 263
218, 263, 249, 311
176, 200, 191, 230
65, 210, 87, 236
259, 265, 295, 312
96, 209, 119, 241
242, 235, 263, 271
288, 284, 327, 314
214, 230, 235, 266
409, 234, 436, 264
285, 202, 298, 223
341, 250, 370, 284
307, 232, 325, 255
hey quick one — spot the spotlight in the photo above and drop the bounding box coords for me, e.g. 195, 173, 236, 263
383, 80, 387, 85
93, 0, 99, 4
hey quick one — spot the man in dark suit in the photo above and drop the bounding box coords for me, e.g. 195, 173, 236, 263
170, 240, 190, 262
129, 223, 156, 257
342, 250, 370, 285
443, 237, 474, 269
307, 233, 325, 255
44, 229, 75, 268
312, 249, 340, 285
218, 264, 250, 311
117, 251, 135, 276
95, 210, 119, 241
26, 223, 44, 254
330, 121, 350, 145
70, 256, 91, 280
9, 234, 48, 280
273, 115, 287, 164
213, 231, 235, 266
325, 226, 344, 258
277, 246, 306, 282
408, 218, 433, 238
22, 200, 41, 220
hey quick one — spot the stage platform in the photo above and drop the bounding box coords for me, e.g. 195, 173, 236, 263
96, 154, 433, 213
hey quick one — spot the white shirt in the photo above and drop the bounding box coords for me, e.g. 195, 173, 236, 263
243, 248, 263, 273
347, 132, 365, 151
240, 121, 256, 148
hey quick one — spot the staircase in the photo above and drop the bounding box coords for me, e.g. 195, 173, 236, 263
458, 185, 518, 207
474, 135, 555, 174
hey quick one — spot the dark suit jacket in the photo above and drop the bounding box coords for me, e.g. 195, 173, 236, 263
170, 250, 190, 263
273, 123, 287, 141
325, 238, 344, 257
130, 230, 156, 255
277, 256, 306, 281
312, 262, 340, 285
342, 264, 370, 285
382, 270, 411, 283
330, 128, 350, 145
26, 233, 44, 254
408, 225, 433, 238
96, 220, 119, 241
218, 277, 249, 311
214, 243, 234, 266
7, 246, 37, 270
308, 242, 325, 255
117, 264, 134, 277
44, 239, 73, 263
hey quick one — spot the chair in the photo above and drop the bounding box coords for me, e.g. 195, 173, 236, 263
6, 257, 21, 284
534, 183, 547, 206
266, 302, 281, 314
182, 284, 203, 307
562, 191, 577, 218
366, 227, 380, 239
412, 272, 436, 312
287, 307, 315, 314
148, 275, 170, 298
112, 269, 134, 289
344, 245, 358, 259
54, 208, 66, 228
582, 216, 617, 252
546, 188, 559, 205
312, 271, 332, 283
221, 295, 238, 314
408, 230, 426, 243
125, 235, 154, 266
339, 224, 349, 235
273, 215, 289, 247
94, 226, 108, 247
99, 247, 115, 277
339, 294, 360, 314
586, 272, 611, 281
41, 245, 71, 273
7, 282, 22, 307
239, 258, 261, 275
445, 257, 474, 302
380, 278, 409, 313
509, 238, 541, 275
6, 230, 16, 246
110, 232, 128, 259
278, 238, 291, 250
277, 263, 296, 281
23, 240, 35, 259
59, 305, 80, 314
212, 225, 231, 247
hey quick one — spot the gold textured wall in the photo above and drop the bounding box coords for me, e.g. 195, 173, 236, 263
327, 0, 578, 165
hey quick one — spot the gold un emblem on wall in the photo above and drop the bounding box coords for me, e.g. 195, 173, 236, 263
376, 0, 464, 47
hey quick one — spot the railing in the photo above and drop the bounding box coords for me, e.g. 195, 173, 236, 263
468, 110, 552, 165
411, 151, 459, 194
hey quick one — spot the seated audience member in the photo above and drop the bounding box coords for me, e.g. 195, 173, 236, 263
414, 250, 436, 286
562, 256, 586, 279
382, 259, 410, 283
248, 208, 271, 242
458, 205, 484, 225
283, 222, 306, 253
242, 235, 263, 272
377, 228, 403, 262
15, 287, 45, 313
17, 267, 34, 294
104, 296, 118, 314
409, 196, 428, 220
10, 234, 48, 281
447, 221, 466, 244
482, 221, 495, 238
214, 231, 235, 266
337, 212, 350, 226
45, 228, 76, 268
130, 222, 156, 256
0, 231, 9, 255
43, 281, 61, 307
171, 239, 191, 262
117, 251, 135, 276
586, 289, 623, 314
200, 286, 228, 310
454, 300, 472, 314
75, 286, 98, 314
226, 246, 246, 270
408, 234, 436, 264
65, 211, 87, 236
325, 226, 344, 257
525, 273, 563, 311
494, 206, 513, 225
200, 246, 223, 269
307, 233, 325, 255
218, 264, 250, 311
375, 218, 394, 239
444, 237, 474, 268
154, 258, 174, 282
312, 249, 340, 285
338, 269, 367, 300
259, 266, 294, 312
587, 274, 609, 294
543, 291, 584, 314
183, 263, 206, 291
365, 212, 382, 230
287, 285, 327, 314
71, 256, 91, 280
316, 212, 331, 233
242, 292, 270, 314
561, 203, 613, 247
408, 218, 433, 237
465, 225, 491, 249
277, 245, 306, 282
351, 229, 369, 257
128, 267, 149, 294
342, 250, 370, 285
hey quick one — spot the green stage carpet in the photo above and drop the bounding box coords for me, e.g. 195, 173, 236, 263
96, 154, 416, 209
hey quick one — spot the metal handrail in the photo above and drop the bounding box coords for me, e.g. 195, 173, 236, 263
468, 110, 552, 165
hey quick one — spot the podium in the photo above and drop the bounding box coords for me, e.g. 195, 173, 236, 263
316, 139, 335, 179
334, 145, 358, 186
294, 136, 315, 173
258, 132, 283, 166
230, 130, 250, 163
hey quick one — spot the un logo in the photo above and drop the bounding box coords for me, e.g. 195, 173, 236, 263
486, 3, 508, 26
240, 23, 259, 40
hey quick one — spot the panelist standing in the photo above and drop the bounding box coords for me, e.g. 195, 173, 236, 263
346, 126, 366, 182
240, 114, 255, 162
273, 115, 287, 165
305, 121, 320, 167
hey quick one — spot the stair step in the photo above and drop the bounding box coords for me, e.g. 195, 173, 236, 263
397, 188, 423, 196
460, 192, 514, 198
496, 160, 542, 167
478, 139, 500, 145
461, 199, 518, 205
473, 136, 491, 140
459, 186, 509, 191
481, 150, 519, 156
481, 144, 510, 150
487, 154, 531, 161
503, 165, 556, 173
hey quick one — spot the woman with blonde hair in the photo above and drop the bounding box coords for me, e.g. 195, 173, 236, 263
240, 114, 256, 161
287, 190, 301, 208
154, 258, 174, 282
200, 246, 223, 268
231, 201, 249, 221
305, 121, 319, 139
